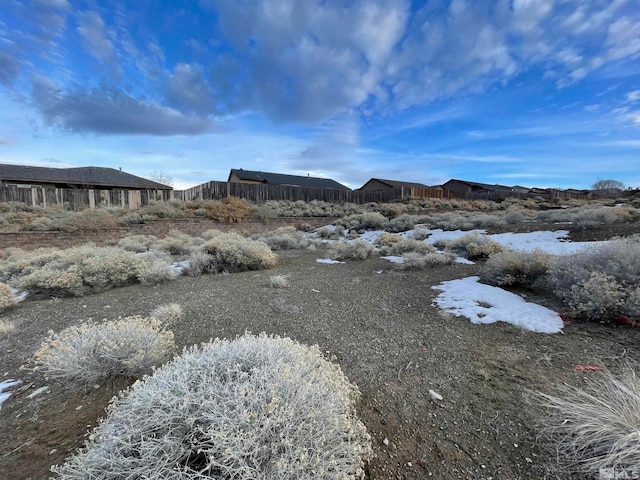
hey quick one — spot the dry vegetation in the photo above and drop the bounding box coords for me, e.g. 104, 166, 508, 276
1, 195, 640, 479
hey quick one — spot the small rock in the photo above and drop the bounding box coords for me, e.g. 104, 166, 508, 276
75, 405, 83, 411
407, 462, 412, 467
525, 457, 533, 464
383, 438, 390, 446
93, 384, 101, 389
49, 449, 57, 455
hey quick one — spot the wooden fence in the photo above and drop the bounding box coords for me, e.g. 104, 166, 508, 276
461, 188, 589, 201
0, 186, 176, 210
0, 182, 442, 211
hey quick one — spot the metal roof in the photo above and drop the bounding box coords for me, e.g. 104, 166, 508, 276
229, 169, 350, 189
0, 164, 172, 190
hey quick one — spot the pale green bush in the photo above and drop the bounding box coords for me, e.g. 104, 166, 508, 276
201, 232, 278, 272
384, 214, 415, 233
480, 249, 555, 289
57, 209, 121, 232
329, 240, 375, 261
433, 233, 504, 260
32, 316, 174, 387
566, 272, 626, 321
340, 212, 387, 230
253, 226, 307, 250
316, 225, 345, 239
16, 246, 148, 296
395, 252, 456, 270
549, 238, 640, 320
52, 334, 371, 479
116, 235, 159, 253
380, 238, 435, 256
183, 251, 217, 276
537, 363, 640, 474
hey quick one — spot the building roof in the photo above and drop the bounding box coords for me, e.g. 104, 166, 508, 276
229, 168, 350, 189
0, 164, 172, 190
360, 178, 431, 190
443, 179, 515, 191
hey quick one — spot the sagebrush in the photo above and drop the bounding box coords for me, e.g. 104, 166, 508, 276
32, 316, 174, 387
53, 333, 372, 479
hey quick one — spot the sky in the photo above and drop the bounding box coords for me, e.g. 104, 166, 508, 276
0, 0, 639, 191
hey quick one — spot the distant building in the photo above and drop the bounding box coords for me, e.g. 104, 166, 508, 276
0, 164, 172, 190
441, 179, 514, 198
228, 168, 350, 190
357, 178, 431, 191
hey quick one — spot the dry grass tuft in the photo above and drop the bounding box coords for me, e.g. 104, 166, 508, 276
0, 319, 15, 338
537, 363, 640, 474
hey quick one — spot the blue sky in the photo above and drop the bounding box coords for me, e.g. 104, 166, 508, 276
0, 0, 639, 190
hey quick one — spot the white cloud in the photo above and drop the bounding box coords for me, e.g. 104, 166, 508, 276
626, 90, 640, 102
76, 11, 114, 61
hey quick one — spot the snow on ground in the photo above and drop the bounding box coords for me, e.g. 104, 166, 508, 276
380, 255, 404, 264
488, 230, 607, 255
27, 386, 49, 399
316, 259, 345, 264
432, 276, 564, 334
0, 379, 22, 411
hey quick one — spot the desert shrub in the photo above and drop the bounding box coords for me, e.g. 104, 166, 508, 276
407, 228, 432, 241
140, 201, 181, 219
316, 225, 345, 239
378, 203, 406, 218
269, 274, 290, 289
329, 240, 375, 261
0, 282, 16, 310
480, 249, 555, 289
375, 232, 402, 247
254, 226, 306, 250
565, 272, 626, 321
119, 212, 145, 225
384, 214, 415, 233
395, 252, 456, 270
58, 209, 121, 232
150, 303, 183, 327
183, 251, 218, 276
17, 245, 148, 296
32, 316, 174, 387
138, 261, 180, 285
548, 238, 640, 320
537, 363, 640, 474
503, 210, 527, 225
0, 319, 15, 338
201, 232, 278, 272
381, 238, 435, 256
29, 216, 56, 231
155, 231, 195, 255
52, 334, 371, 479
116, 235, 159, 253
623, 288, 640, 319
340, 212, 387, 231
433, 233, 504, 260
205, 197, 252, 223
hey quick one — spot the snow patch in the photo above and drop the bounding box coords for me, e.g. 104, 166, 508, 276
432, 276, 563, 334
0, 379, 22, 410
316, 259, 345, 264
381, 255, 404, 264
27, 386, 49, 399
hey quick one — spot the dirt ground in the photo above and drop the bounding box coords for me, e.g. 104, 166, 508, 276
1, 223, 639, 480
